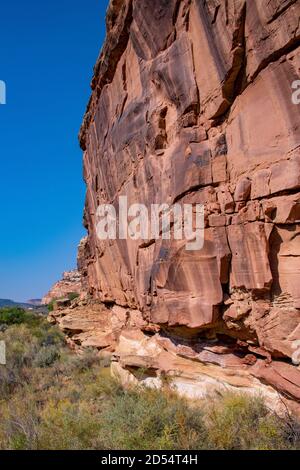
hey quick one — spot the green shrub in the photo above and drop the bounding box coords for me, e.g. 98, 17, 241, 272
0, 307, 36, 326
33, 346, 61, 368
30, 322, 65, 348
0, 317, 65, 397
38, 400, 101, 450
96, 387, 208, 450
206, 392, 296, 450
47, 293, 79, 312
68, 292, 80, 301
0, 398, 40, 450
62, 349, 102, 375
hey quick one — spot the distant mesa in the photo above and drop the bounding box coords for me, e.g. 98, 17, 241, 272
0, 298, 45, 311
0, 299, 17, 308
27, 299, 42, 306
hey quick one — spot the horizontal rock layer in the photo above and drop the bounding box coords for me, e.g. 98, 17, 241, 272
68, 0, 300, 410
50, 301, 300, 416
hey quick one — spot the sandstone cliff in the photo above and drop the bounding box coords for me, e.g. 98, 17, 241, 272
43, 270, 83, 305
54, 0, 300, 413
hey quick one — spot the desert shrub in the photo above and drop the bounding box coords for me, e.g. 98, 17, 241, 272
95, 387, 208, 450
68, 292, 80, 301
62, 348, 102, 374
29, 321, 65, 348
37, 400, 100, 450
0, 317, 64, 397
0, 307, 37, 326
0, 397, 40, 450
206, 392, 298, 450
47, 293, 79, 312
33, 346, 60, 368
0, 324, 40, 395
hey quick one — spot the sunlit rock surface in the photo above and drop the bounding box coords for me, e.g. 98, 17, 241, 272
54, 0, 300, 413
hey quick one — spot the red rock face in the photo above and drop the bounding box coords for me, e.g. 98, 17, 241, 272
42, 270, 83, 305
76, 0, 300, 409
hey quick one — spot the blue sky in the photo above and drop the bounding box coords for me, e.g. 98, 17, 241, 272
0, 0, 109, 301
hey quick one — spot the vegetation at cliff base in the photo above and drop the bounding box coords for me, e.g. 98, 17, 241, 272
0, 307, 299, 450
47, 292, 80, 312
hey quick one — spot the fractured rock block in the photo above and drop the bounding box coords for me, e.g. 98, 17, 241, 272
234, 177, 252, 202
270, 156, 300, 195
251, 169, 271, 200
250, 306, 300, 359
227, 222, 273, 290
150, 227, 230, 328
269, 224, 300, 309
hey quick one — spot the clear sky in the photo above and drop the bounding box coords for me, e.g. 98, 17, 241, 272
0, 0, 109, 301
